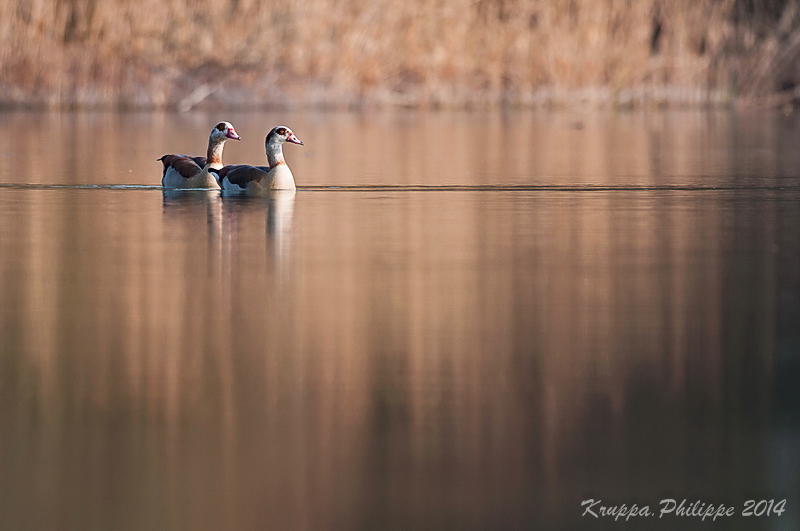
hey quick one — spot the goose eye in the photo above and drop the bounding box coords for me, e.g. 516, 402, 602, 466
216, 123, 226, 131
277, 128, 286, 136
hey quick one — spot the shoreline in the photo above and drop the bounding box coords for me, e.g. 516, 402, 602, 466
0, 81, 772, 112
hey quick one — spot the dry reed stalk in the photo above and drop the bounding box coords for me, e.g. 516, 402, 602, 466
0, 0, 799, 109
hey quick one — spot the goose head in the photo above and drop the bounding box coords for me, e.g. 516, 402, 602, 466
267, 126, 303, 146
211, 121, 241, 142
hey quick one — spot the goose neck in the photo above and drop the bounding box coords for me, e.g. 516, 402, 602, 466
266, 143, 285, 167
207, 137, 226, 167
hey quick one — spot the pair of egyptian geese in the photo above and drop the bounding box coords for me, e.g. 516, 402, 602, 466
159, 122, 303, 193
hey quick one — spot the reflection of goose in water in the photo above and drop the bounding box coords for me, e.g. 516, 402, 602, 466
266, 191, 296, 260
213, 126, 303, 193
160, 188, 296, 277
159, 122, 241, 189
161, 189, 224, 242
162, 188, 218, 204
218, 191, 296, 257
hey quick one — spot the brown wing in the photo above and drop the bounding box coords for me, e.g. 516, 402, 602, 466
216, 165, 268, 189
158, 154, 203, 179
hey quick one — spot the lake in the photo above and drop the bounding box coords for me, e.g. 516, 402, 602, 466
1, 110, 799, 530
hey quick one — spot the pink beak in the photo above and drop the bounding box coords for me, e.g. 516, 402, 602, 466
227, 129, 241, 140
287, 133, 304, 145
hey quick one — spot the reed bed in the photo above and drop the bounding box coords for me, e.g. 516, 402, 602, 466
1, 0, 799, 109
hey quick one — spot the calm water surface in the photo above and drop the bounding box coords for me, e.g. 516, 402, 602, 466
1, 111, 799, 530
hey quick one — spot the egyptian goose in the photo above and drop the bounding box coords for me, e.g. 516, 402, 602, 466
212, 126, 303, 193
159, 121, 241, 188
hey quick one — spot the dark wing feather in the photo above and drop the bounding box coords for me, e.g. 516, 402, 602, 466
158, 154, 203, 179
158, 155, 177, 177
216, 165, 268, 189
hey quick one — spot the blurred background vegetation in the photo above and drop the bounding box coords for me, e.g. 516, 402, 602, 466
2, 0, 800, 109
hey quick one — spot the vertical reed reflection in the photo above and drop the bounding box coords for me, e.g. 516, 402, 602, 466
0, 112, 798, 530
4, 110, 800, 189
0, 187, 795, 529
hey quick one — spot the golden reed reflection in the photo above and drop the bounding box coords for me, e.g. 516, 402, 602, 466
0, 112, 790, 529
1, 190, 783, 529
3, 110, 796, 189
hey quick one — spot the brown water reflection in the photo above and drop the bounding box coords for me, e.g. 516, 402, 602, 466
1, 111, 799, 530
3, 110, 800, 188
